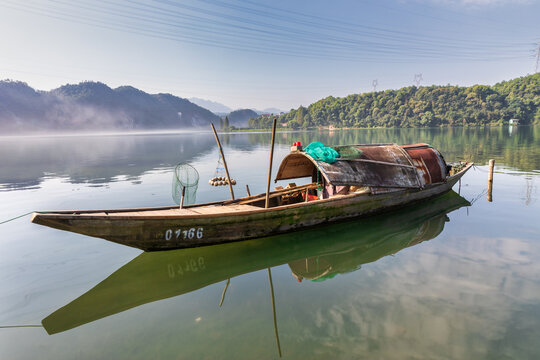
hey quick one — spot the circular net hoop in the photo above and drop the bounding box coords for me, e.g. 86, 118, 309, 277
172, 163, 199, 205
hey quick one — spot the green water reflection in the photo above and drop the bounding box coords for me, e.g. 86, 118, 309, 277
43, 191, 469, 335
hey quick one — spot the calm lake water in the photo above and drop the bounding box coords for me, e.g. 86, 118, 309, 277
1, 126, 539, 359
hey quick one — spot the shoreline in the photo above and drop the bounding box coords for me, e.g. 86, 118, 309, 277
0, 123, 534, 138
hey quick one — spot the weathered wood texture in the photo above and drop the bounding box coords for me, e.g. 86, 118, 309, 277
488, 159, 495, 202
275, 143, 447, 189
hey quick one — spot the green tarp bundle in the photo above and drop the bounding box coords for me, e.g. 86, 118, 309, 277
333, 146, 363, 159
304, 142, 340, 163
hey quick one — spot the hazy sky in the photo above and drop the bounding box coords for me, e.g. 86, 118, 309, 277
0, 0, 538, 110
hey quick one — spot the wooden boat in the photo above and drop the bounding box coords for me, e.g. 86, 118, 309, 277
42, 191, 470, 334
31, 143, 473, 251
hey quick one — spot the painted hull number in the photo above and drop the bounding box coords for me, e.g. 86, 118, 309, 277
165, 227, 203, 241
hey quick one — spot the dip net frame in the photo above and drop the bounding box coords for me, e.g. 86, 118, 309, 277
172, 163, 199, 206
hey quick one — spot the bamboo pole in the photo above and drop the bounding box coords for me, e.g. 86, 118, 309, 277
267, 268, 282, 358
487, 159, 494, 202
211, 123, 235, 200
265, 118, 277, 209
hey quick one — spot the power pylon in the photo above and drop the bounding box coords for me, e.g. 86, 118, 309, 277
372, 79, 378, 92
414, 73, 423, 87
535, 41, 540, 73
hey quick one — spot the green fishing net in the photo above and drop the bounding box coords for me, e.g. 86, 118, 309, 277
172, 163, 199, 205
304, 142, 340, 163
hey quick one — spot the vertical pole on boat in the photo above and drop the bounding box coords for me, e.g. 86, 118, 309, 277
487, 159, 494, 202
245, 184, 251, 197
265, 118, 277, 209
267, 268, 282, 358
211, 123, 235, 200
179, 186, 185, 209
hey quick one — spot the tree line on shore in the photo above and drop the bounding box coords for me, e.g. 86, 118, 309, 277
248, 73, 540, 129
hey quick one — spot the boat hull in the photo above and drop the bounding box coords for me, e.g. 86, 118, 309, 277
31, 164, 472, 251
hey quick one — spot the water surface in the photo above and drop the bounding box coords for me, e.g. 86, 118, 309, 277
1, 126, 539, 359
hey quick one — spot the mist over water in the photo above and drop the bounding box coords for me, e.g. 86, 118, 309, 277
0, 81, 221, 133
0, 127, 539, 359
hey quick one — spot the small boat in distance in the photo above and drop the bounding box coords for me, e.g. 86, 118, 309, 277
31, 143, 473, 251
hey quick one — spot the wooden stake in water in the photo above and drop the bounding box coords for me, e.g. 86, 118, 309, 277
211, 123, 235, 200
487, 159, 494, 202
265, 118, 277, 209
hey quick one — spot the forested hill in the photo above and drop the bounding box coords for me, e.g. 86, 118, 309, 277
227, 108, 259, 127
0, 81, 221, 133
249, 74, 540, 129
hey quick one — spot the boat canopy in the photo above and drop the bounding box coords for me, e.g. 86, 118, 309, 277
275, 143, 448, 189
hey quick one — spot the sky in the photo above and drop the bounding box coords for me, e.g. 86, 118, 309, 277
0, 0, 539, 110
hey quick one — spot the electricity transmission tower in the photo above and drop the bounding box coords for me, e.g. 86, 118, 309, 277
414, 73, 423, 87
535, 41, 540, 73
372, 79, 378, 92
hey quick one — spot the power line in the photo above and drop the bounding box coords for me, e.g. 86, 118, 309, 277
0, 0, 535, 63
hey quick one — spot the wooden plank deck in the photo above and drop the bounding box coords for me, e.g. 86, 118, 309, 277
86, 204, 262, 217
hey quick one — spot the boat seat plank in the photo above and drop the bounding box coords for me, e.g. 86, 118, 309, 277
237, 183, 317, 205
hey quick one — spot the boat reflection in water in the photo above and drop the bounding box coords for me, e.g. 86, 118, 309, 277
42, 191, 470, 335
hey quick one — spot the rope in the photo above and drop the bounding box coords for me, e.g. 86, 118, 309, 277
472, 164, 506, 174
0, 212, 34, 225
469, 189, 488, 205
473, 164, 492, 173
472, 164, 536, 175
213, 154, 225, 178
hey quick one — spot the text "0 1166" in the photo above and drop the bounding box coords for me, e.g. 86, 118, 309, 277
164, 227, 203, 240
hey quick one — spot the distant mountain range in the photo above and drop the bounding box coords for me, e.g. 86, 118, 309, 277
188, 97, 284, 116
0, 81, 222, 133
188, 97, 233, 113
258, 107, 285, 114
